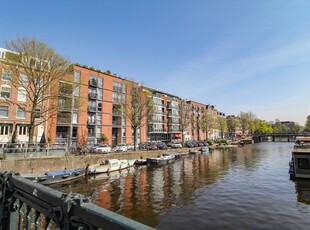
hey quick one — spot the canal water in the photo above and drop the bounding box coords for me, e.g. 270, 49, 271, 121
57, 143, 310, 229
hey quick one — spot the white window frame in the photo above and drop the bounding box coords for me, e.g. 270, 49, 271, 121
18, 125, 28, 136
0, 85, 11, 99
19, 74, 29, 85
1, 69, 12, 81
0, 105, 9, 118
16, 107, 26, 119
0, 125, 10, 136
17, 87, 27, 102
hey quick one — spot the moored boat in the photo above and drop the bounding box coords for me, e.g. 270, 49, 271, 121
23, 167, 85, 185
147, 153, 175, 165
289, 137, 310, 179
89, 159, 136, 174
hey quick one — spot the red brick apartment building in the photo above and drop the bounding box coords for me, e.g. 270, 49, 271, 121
0, 47, 226, 147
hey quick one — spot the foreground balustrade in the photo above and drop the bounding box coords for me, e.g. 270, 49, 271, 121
0, 172, 154, 229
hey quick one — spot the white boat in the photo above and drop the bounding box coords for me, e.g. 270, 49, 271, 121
89, 159, 136, 174
290, 137, 310, 179
147, 153, 175, 165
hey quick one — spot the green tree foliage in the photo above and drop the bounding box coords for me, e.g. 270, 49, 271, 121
217, 116, 227, 138
226, 116, 240, 140
239, 111, 257, 135
305, 117, 310, 131
257, 120, 273, 134
273, 121, 288, 133
201, 111, 216, 139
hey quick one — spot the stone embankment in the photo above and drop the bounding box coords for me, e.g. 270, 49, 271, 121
0, 148, 194, 174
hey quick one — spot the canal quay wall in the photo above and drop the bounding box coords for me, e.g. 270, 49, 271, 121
0, 148, 196, 174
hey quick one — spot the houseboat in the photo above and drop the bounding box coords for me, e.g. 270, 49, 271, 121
88, 159, 136, 174
289, 137, 310, 179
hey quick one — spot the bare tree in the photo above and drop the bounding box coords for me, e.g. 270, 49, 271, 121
122, 83, 153, 151
1, 37, 71, 143
227, 115, 240, 140
179, 100, 191, 146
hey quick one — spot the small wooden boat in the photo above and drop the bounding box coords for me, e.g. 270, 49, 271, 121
89, 159, 136, 174
171, 152, 189, 158
147, 153, 175, 165
23, 167, 85, 185
135, 159, 147, 165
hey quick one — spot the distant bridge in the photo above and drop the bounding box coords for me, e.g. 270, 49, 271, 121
252, 133, 310, 142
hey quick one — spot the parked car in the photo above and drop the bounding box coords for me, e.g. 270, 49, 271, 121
127, 144, 139, 150
185, 141, 194, 148
93, 144, 111, 153
170, 142, 182, 148
112, 143, 128, 152
157, 142, 168, 150
147, 143, 158, 150
139, 143, 148, 150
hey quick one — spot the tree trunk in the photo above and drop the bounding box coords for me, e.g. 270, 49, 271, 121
133, 127, 137, 151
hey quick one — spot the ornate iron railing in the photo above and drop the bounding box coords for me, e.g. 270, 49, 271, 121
0, 171, 154, 230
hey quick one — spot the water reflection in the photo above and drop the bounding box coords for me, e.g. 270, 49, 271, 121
59, 143, 310, 229
295, 179, 310, 205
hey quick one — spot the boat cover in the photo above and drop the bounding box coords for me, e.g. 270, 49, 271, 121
47, 168, 85, 176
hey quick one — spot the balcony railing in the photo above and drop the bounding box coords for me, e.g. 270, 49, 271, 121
89, 93, 98, 100
0, 172, 153, 230
88, 120, 96, 125
112, 121, 122, 126
168, 112, 179, 117
148, 128, 166, 133
89, 79, 98, 87
168, 128, 180, 133
88, 106, 97, 112
57, 117, 71, 124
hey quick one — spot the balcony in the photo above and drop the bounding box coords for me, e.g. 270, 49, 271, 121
88, 93, 97, 100
57, 117, 71, 124
112, 121, 122, 127
112, 109, 122, 116
89, 79, 98, 87
149, 119, 165, 124
148, 128, 166, 133
88, 106, 97, 112
168, 112, 179, 117
168, 127, 180, 133
88, 120, 96, 125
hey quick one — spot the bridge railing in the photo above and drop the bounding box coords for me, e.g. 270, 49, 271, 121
0, 171, 154, 230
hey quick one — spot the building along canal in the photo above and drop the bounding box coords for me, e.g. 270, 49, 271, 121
56, 143, 310, 229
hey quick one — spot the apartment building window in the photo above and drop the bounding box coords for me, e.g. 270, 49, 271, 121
98, 78, 103, 88
74, 70, 81, 83
0, 85, 11, 99
17, 87, 27, 102
18, 125, 27, 136
0, 125, 10, 135
0, 105, 9, 117
73, 86, 80, 97
97, 115, 102, 125
2, 69, 12, 81
98, 102, 102, 112
96, 127, 101, 138
72, 113, 78, 124
19, 74, 28, 85
34, 109, 41, 118
16, 107, 26, 119
97, 88, 102, 100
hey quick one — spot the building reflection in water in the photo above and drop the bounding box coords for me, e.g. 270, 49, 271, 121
295, 179, 310, 205
59, 149, 262, 227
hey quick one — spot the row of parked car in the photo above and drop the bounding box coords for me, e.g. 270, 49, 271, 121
81, 140, 208, 154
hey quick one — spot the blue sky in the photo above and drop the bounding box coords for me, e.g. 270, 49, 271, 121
1, 0, 310, 125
